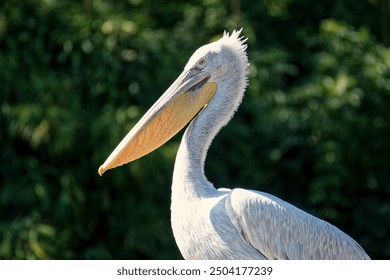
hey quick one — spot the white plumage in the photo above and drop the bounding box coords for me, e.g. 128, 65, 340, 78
99, 29, 370, 260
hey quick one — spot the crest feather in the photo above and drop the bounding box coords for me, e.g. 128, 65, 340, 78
220, 28, 250, 87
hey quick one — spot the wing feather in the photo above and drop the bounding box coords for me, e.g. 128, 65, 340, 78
225, 188, 370, 260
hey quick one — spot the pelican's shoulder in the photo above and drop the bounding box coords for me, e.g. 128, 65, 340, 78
226, 188, 292, 215
217, 187, 232, 193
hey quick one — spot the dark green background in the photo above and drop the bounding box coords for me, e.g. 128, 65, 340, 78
1, 0, 389, 259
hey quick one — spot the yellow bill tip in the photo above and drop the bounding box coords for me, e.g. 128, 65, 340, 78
98, 166, 106, 176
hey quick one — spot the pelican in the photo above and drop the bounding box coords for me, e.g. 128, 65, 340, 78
98, 29, 370, 260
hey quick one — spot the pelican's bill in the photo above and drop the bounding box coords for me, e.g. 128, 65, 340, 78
98, 72, 217, 175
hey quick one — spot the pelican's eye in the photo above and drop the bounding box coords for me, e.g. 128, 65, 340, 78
197, 58, 207, 69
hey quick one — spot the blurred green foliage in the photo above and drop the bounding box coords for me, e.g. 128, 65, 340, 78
1, 0, 389, 259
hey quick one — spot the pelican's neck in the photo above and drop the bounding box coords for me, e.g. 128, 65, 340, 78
172, 79, 246, 199
173, 113, 216, 197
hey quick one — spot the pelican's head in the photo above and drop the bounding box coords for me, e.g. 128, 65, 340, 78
98, 29, 249, 175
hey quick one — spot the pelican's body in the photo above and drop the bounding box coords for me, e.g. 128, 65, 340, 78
99, 30, 370, 259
